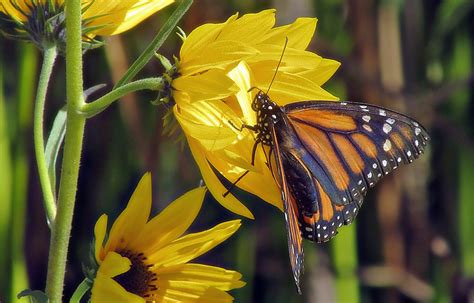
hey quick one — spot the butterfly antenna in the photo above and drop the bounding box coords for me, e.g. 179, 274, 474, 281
266, 36, 289, 95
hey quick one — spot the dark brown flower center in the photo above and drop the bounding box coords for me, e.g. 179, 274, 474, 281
114, 249, 158, 298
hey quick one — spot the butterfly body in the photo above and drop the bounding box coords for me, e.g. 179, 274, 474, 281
250, 90, 429, 290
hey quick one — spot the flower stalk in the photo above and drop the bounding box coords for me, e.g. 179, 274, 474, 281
45, 0, 85, 301
80, 77, 164, 118
33, 44, 58, 225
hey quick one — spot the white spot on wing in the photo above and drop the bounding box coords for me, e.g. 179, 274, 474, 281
382, 160, 387, 167
383, 139, 392, 151
383, 123, 392, 134
386, 118, 395, 124
379, 109, 387, 116
362, 115, 371, 122
363, 124, 373, 132
415, 128, 421, 135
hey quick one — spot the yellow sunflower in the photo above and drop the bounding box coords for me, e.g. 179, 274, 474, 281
0, 0, 173, 50
165, 10, 340, 218
91, 173, 245, 302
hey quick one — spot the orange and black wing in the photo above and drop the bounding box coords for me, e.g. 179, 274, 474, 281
271, 126, 304, 293
277, 101, 429, 242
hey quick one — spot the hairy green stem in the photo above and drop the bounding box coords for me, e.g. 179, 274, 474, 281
79, 77, 164, 118
33, 45, 57, 225
45, 0, 85, 301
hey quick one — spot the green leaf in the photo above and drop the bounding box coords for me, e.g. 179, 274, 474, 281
45, 107, 67, 194
17, 289, 49, 303
114, 0, 193, 88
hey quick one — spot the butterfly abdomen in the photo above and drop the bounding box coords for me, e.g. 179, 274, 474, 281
281, 151, 319, 216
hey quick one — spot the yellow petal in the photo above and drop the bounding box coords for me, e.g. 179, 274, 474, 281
83, 0, 174, 36
91, 273, 144, 303
91, 252, 143, 303
250, 45, 322, 70
254, 71, 339, 105
261, 17, 317, 50
129, 187, 206, 254
297, 58, 341, 85
0, 0, 28, 21
227, 61, 256, 125
156, 281, 235, 303
186, 137, 254, 218
208, 143, 283, 210
155, 263, 245, 291
98, 251, 132, 278
94, 214, 108, 263
149, 220, 241, 266
180, 13, 238, 62
103, 173, 152, 255
179, 40, 258, 75
218, 9, 276, 44
175, 107, 237, 151
173, 69, 238, 103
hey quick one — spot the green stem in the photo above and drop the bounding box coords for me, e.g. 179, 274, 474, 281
114, 0, 193, 88
79, 77, 164, 118
69, 279, 90, 303
33, 45, 57, 225
45, 0, 85, 301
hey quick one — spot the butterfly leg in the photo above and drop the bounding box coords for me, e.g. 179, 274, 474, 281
222, 138, 262, 197
223, 170, 250, 197
227, 120, 258, 132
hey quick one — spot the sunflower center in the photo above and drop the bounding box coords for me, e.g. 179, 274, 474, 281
114, 249, 157, 297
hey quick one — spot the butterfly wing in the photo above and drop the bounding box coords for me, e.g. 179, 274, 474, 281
278, 101, 429, 242
271, 126, 304, 293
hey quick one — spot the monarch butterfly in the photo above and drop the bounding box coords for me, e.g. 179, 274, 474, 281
241, 91, 429, 292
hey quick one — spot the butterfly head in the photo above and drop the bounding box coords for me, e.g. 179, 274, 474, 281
252, 91, 281, 117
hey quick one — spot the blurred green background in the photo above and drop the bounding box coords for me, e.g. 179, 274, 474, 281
1, 0, 473, 302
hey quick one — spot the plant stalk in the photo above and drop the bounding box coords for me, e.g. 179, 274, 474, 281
44, 0, 85, 300
33, 45, 57, 225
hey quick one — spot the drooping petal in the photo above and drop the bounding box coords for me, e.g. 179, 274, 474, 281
174, 100, 248, 151
94, 214, 108, 262
155, 263, 245, 291
103, 173, 152, 256
129, 187, 206, 254
149, 220, 241, 266
185, 137, 254, 219
208, 143, 283, 210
